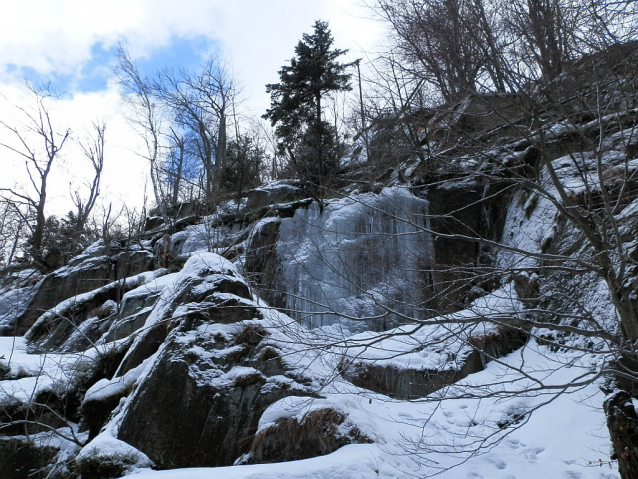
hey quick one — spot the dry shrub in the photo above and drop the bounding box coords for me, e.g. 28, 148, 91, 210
234, 323, 269, 346
249, 407, 371, 459
468, 324, 529, 354
249, 408, 343, 455
73, 448, 137, 479
88, 301, 117, 320
257, 346, 280, 362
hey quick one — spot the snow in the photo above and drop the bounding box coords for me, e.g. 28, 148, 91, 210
497, 189, 556, 271
84, 355, 152, 403
340, 283, 523, 371
173, 218, 245, 256
77, 434, 152, 468
0, 336, 127, 403
249, 180, 301, 194
0, 336, 80, 401
616, 196, 638, 221
115, 339, 617, 479
122, 272, 180, 299
120, 254, 241, 338
0, 245, 620, 479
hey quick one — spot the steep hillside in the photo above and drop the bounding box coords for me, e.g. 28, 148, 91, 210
2, 52, 638, 478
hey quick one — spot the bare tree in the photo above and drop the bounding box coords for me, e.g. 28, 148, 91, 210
164, 127, 186, 208
372, 0, 497, 102
0, 85, 70, 261
500, 0, 581, 83
114, 45, 170, 229
72, 121, 106, 233
373, 0, 638, 104
154, 58, 236, 207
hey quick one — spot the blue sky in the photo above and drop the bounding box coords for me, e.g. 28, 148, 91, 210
0, 0, 382, 111
5, 36, 220, 96
0, 0, 383, 215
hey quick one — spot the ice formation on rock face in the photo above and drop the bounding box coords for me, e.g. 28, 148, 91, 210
277, 187, 432, 330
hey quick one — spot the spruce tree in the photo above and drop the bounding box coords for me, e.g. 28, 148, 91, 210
264, 20, 351, 187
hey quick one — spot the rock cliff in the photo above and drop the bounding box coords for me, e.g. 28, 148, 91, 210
1, 74, 637, 478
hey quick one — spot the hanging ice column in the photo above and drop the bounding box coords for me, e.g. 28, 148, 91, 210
277, 187, 433, 331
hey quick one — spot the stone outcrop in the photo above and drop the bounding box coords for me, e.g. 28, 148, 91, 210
12, 242, 154, 336
116, 320, 312, 467
24, 270, 165, 352
245, 180, 307, 212
244, 408, 371, 464
341, 325, 528, 400
107, 255, 321, 467
421, 181, 508, 313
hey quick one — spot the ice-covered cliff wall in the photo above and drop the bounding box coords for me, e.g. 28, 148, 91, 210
276, 187, 432, 330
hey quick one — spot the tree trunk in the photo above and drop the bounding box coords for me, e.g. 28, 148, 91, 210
32, 183, 47, 255
215, 113, 227, 197
315, 93, 324, 188
605, 390, 638, 477
173, 140, 184, 208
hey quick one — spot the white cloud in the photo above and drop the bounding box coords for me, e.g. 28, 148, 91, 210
0, 0, 385, 216
0, 1, 383, 100
0, 82, 149, 218
0, 1, 227, 74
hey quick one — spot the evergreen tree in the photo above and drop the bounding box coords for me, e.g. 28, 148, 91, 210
264, 20, 351, 187
221, 134, 265, 203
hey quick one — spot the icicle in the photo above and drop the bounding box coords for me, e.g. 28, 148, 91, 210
277, 187, 433, 332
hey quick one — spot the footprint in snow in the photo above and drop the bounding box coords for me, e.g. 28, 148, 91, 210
564, 471, 582, 479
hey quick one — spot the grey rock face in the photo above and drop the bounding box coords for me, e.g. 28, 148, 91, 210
116, 303, 316, 467
24, 270, 164, 352
244, 218, 284, 308
245, 181, 307, 212
12, 244, 154, 336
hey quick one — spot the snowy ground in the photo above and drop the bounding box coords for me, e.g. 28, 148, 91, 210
0, 332, 619, 479
119, 342, 617, 479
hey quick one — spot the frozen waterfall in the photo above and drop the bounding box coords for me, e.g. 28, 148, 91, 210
277, 187, 433, 331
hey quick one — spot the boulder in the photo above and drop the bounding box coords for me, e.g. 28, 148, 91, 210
116, 318, 316, 468
98, 253, 321, 467
113, 254, 252, 376
245, 181, 307, 212
244, 408, 371, 464
341, 325, 528, 399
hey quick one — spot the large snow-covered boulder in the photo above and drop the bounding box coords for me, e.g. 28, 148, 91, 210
115, 319, 317, 467
75, 253, 329, 468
